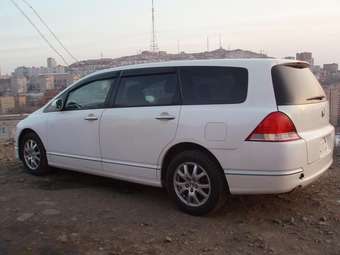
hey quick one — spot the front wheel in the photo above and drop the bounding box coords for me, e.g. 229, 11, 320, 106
166, 150, 228, 216
20, 132, 49, 176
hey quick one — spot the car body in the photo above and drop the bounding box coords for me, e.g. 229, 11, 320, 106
15, 59, 335, 215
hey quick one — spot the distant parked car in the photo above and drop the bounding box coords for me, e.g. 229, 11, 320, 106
15, 59, 335, 215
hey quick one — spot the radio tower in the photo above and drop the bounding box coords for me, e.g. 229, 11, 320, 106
150, 0, 158, 52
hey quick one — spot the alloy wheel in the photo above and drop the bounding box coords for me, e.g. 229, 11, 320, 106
173, 162, 211, 207
23, 139, 41, 170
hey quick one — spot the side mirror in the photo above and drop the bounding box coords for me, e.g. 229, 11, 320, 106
54, 98, 64, 111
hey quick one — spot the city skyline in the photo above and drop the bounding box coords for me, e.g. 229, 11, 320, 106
1, 0, 340, 74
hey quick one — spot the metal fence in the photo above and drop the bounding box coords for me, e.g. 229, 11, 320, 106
0, 114, 28, 141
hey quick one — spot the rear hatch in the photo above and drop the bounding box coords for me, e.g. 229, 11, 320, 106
272, 62, 334, 164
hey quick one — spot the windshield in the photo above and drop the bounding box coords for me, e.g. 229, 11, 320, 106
272, 64, 326, 105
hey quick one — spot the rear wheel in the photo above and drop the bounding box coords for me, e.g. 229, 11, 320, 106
20, 132, 49, 176
166, 150, 228, 216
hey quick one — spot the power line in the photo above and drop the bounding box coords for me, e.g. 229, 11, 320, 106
21, 0, 79, 63
9, 0, 69, 66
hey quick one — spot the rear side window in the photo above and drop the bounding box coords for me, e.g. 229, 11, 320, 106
115, 73, 179, 107
272, 64, 326, 105
180, 66, 248, 105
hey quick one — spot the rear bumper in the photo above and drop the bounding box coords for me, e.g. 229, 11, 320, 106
300, 152, 333, 188
225, 153, 333, 195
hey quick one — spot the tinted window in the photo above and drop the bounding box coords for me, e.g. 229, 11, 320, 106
65, 79, 112, 110
180, 67, 248, 105
115, 73, 179, 107
272, 64, 326, 105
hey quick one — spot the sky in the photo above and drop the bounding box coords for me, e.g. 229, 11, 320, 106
0, 0, 340, 74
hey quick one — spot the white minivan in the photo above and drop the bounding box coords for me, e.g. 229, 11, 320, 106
15, 59, 334, 215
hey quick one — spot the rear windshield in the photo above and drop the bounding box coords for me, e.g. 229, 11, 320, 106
272, 64, 326, 105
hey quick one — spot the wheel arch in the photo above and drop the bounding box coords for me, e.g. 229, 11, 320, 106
160, 142, 225, 187
18, 128, 41, 160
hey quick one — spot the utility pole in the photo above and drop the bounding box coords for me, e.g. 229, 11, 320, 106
206, 36, 210, 52
330, 87, 333, 125
150, 0, 158, 52
219, 34, 223, 49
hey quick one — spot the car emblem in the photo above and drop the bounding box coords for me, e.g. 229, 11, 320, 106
321, 109, 325, 118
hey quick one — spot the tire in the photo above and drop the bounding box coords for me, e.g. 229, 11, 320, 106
166, 150, 228, 216
20, 132, 49, 176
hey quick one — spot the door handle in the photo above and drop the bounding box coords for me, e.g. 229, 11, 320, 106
84, 114, 98, 121
155, 112, 176, 120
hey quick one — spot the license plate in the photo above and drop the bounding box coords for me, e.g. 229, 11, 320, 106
320, 137, 329, 156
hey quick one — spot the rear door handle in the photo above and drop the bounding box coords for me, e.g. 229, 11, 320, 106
155, 112, 176, 120
84, 114, 98, 121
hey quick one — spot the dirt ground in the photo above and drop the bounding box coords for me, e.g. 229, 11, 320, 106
0, 142, 339, 255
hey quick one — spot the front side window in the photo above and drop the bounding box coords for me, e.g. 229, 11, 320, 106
115, 73, 179, 107
65, 79, 112, 110
180, 66, 248, 105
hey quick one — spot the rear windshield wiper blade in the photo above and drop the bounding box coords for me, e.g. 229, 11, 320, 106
306, 95, 325, 101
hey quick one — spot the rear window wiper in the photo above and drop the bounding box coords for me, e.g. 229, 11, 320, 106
306, 95, 325, 101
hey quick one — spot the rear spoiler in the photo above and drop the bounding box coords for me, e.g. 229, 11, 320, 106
282, 62, 310, 69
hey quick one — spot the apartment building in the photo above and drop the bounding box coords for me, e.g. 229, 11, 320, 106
296, 52, 314, 66
0, 78, 11, 95
323, 84, 340, 126
324, 63, 339, 73
0, 96, 15, 114
10, 75, 27, 95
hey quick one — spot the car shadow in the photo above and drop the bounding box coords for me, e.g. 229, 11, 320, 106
23, 164, 330, 220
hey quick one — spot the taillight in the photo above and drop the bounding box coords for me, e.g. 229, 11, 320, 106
246, 112, 301, 142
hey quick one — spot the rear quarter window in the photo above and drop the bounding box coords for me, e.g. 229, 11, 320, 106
272, 64, 326, 105
180, 66, 248, 105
